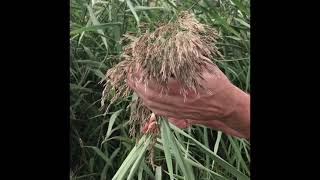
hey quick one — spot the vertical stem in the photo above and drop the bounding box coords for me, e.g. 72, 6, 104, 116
211, 131, 222, 169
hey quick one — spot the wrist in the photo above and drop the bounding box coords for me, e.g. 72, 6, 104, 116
223, 84, 250, 138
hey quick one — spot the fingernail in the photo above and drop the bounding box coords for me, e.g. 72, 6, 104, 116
150, 113, 156, 122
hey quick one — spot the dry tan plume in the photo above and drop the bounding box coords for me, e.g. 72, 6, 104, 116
101, 11, 223, 138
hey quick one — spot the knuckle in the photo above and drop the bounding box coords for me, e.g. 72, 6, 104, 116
145, 93, 156, 101
153, 110, 164, 116
142, 98, 152, 106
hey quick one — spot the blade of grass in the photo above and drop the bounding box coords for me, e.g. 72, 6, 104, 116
170, 124, 249, 180
100, 147, 120, 180
70, 22, 122, 35
90, 69, 106, 80
138, 161, 143, 180
230, 0, 249, 16
112, 135, 146, 180
125, 0, 140, 26
245, 63, 250, 91
125, 6, 170, 12
142, 161, 156, 179
127, 136, 151, 180
106, 109, 123, 139
160, 119, 174, 180
185, 158, 228, 180
163, 170, 185, 180
173, 137, 228, 180
241, 140, 250, 163
86, 4, 109, 51
212, 131, 222, 168
100, 163, 108, 180
74, 173, 98, 179
78, 19, 92, 45
74, 60, 107, 69
162, 119, 195, 180
110, 147, 121, 161
203, 127, 210, 179
227, 136, 250, 175
234, 17, 250, 28
199, 2, 240, 38
203, 127, 210, 166
83, 146, 112, 166
70, 83, 92, 93
155, 166, 162, 180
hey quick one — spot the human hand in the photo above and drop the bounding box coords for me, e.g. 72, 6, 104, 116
127, 63, 250, 138
167, 118, 247, 138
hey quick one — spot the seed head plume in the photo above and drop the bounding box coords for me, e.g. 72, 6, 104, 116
101, 11, 223, 138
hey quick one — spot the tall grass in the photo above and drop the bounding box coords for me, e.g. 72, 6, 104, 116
70, 0, 250, 179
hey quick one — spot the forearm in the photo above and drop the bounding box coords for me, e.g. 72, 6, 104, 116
223, 85, 250, 138
193, 83, 250, 139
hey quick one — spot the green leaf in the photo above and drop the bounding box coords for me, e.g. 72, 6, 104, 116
246, 63, 250, 91
200, 3, 240, 38
112, 138, 142, 180
228, 136, 250, 175
230, 0, 249, 16
138, 162, 143, 180
142, 161, 155, 179
89, 157, 94, 172
170, 124, 250, 180
74, 60, 107, 69
112, 136, 151, 180
162, 119, 195, 180
74, 173, 98, 179
234, 17, 250, 28
90, 69, 106, 80
126, 136, 151, 180
125, 6, 170, 12
160, 120, 174, 180
225, 35, 242, 41
125, 0, 140, 26
100, 147, 120, 179
106, 109, 123, 139
86, 4, 109, 51
82, 45, 95, 60
70, 83, 92, 93
155, 166, 162, 180
100, 161, 109, 180
70, 22, 122, 35
212, 131, 222, 168
185, 158, 228, 180
203, 127, 210, 167
83, 146, 111, 165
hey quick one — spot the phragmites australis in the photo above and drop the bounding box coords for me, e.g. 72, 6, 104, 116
101, 11, 223, 139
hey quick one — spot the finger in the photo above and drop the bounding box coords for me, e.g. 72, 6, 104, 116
150, 113, 156, 122
166, 79, 181, 95
171, 118, 245, 137
168, 118, 210, 127
126, 76, 136, 89
197, 120, 246, 138
167, 117, 189, 128
149, 108, 181, 119
140, 123, 149, 133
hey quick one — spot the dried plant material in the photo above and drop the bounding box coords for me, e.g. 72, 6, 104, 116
101, 11, 223, 139
141, 113, 159, 169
